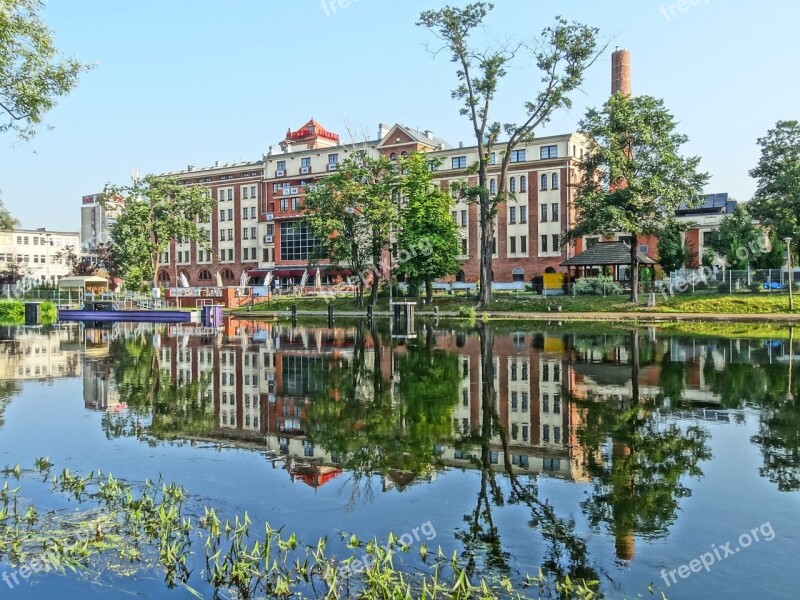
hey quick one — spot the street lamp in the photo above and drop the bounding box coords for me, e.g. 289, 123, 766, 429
785, 237, 794, 312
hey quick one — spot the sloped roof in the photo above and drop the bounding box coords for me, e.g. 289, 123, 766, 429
378, 124, 452, 150
562, 242, 657, 267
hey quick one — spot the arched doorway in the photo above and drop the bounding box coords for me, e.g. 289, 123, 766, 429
198, 269, 212, 282
512, 267, 525, 282
456, 270, 466, 283
157, 270, 170, 284
544, 266, 556, 274
221, 268, 235, 282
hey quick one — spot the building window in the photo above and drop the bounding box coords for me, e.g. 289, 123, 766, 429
451, 210, 457, 223
243, 228, 249, 240
242, 187, 249, 200
520, 206, 527, 224
291, 197, 300, 211
219, 209, 225, 222
510, 149, 526, 163
251, 206, 256, 219
491, 237, 497, 255
540, 174, 548, 190
301, 157, 311, 170
541, 235, 548, 253
280, 198, 288, 212
509, 206, 516, 224
586, 237, 599, 248
489, 152, 496, 165
390, 152, 397, 160
227, 208, 233, 221
461, 238, 468, 255
242, 207, 249, 219
251, 185, 256, 198
328, 153, 339, 166
512, 267, 524, 282
490, 178, 496, 194
509, 177, 516, 193
520, 236, 527, 254
277, 160, 286, 172
280, 221, 321, 261
267, 224, 274, 236
227, 189, 233, 201
198, 269, 211, 281
552, 234, 559, 253
451, 156, 467, 169
460, 210, 467, 227
552, 173, 559, 190
510, 236, 516, 254
541, 204, 548, 223
540, 145, 558, 159
218, 190, 225, 202
520, 175, 527, 192
551, 202, 559, 222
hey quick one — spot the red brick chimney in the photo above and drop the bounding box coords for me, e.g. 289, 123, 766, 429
611, 48, 631, 96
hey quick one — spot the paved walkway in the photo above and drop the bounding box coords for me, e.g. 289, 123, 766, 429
237, 309, 800, 323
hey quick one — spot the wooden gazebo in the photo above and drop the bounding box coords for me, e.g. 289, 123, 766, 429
562, 241, 657, 281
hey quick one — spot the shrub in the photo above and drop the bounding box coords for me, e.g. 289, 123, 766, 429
574, 276, 622, 296
748, 283, 761, 294
457, 305, 476, 321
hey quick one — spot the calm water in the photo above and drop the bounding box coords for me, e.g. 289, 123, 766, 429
0, 319, 798, 599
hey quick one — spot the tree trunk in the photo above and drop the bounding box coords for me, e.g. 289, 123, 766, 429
356, 280, 364, 308
629, 233, 639, 303
425, 278, 433, 304
478, 209, 493, 308
368, 265, 380, 308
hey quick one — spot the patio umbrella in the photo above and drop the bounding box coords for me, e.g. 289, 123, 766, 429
179, 272, 190, 288
240, 271, 250, 287
264, 272, 273, 289
315, 268, 322, 290
300, 270, 308, 287
215, 271, 223, 287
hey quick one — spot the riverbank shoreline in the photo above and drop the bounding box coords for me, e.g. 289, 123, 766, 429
231, 308, 800, 324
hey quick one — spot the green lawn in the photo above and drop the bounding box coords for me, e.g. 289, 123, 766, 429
245, 290, 798, 315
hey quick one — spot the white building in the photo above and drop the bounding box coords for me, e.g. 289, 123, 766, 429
0, 227, 80, 286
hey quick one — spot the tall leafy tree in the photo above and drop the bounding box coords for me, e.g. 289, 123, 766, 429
0, 192, 18, 230
705, 203, 763, 270
749, 121, 800, 259
0, 0, 92, 140
656, 222, 691, 274
569, 94, 709, 301
105, 175, 214, 291
417, 3, 602, 307
396, 154, 460, 303
304, 154, 397, 307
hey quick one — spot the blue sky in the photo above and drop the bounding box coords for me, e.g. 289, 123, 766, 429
2, 0, 798, 230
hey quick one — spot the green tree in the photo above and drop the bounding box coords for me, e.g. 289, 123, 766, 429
304, 154, 397, 307
0, 192, 18, 230
657, 222, 691, 274
105, 175, 214, 291
569, 94, 709, 301
396, 154, 460, 303
752, 232, 786, 270
1, 0, 91, 140
749, 121, 800, 259
705, 204, 763, 270
417, 3, 602, 307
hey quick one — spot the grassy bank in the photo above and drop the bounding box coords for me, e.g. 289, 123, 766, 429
245, 291, 799, 316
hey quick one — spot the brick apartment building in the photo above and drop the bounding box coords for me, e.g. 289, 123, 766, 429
156, 119, 590, 287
